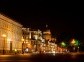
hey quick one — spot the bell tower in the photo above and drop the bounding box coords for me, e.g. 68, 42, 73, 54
43, 24, 52, 41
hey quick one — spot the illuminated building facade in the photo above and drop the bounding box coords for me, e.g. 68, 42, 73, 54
0, 14, 22, 54
42, 28, 58, 53
22, 28, 43, 52
0, 13, 58, 54
43, 29, 52, 41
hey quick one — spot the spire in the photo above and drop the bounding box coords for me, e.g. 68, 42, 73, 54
46, 24, 48, 28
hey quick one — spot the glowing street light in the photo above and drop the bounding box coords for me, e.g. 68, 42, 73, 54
21, 38, 24, 42
60, 42, 66, 52
71, 39, 80, 52
25, 48, 29, 53
14, 49, 17, 52
71, 39, 75, 44
71, 39, 80, 46
71, 39, 76, 51
14, 49, 17, 54
61, 42, 66, 47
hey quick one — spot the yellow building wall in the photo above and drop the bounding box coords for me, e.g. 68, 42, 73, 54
0, 14, 22, 52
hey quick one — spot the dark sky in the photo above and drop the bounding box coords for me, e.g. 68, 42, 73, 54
0, 0, 84, 41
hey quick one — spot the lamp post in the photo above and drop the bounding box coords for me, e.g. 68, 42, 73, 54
71, 39, 80, 52
71, 39, 76, 52
61, 42, 66, 52
2, 34, 6, 54
61, 42, 66, 47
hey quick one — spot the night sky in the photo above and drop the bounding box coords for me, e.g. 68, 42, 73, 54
0, 0, 84, 41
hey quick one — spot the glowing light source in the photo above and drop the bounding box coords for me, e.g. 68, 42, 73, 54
29, 32, 31, 39
14, 49, 17, 52
61, 42, 66, 47
2, 34, 6, 37
75, 40, 80, 46
25, 48, 29, 52
26, 40, 28, 42
34, 35, 38, 40
7, 38, 11, 43
21, 38, 24, 41
71, 39, 75, 44
71, 39, 80, 46
42, 39, 45, 42
7, 38, 11, 41
26, 42, 28, 43
52, 51, 55, 53
44, 50, 45, 53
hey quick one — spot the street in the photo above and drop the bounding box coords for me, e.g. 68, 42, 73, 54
0, 53, 84, 62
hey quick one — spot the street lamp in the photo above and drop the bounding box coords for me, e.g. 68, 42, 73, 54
61, 42, 66, 52
71, 39, 75, 44
61, 42, 66, 47
71, 39, 76, 51
71, 39, 80, 52
2, 34, 6, 54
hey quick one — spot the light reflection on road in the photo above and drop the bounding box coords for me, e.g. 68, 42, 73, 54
0, 53, 84, 62
0, 55, 12, 57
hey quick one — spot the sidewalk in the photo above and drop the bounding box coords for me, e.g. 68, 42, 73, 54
0, 53, 33, 56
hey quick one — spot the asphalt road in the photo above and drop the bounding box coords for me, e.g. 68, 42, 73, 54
0, 53, 84, 62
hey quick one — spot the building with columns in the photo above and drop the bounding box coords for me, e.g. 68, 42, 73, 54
43, 29, 52, 41
0, 13, 23, 54
22, 28, 43, 52
0, 13, 58, 54
42, 26, 58, 53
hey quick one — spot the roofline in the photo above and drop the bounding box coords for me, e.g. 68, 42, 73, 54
0, 12, 23, 27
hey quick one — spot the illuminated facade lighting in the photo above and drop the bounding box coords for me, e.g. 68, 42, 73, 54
71, 39, 75, 44
0, 13, 22, 53
2, 34, 6, 38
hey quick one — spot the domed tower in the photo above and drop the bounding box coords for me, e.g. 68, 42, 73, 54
43, 25, 52, 41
